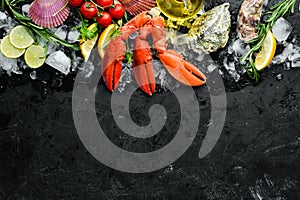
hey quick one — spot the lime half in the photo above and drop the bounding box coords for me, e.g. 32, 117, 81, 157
0, 35, 25, 58
24, 45, 46, 68
10, 25, 34, 49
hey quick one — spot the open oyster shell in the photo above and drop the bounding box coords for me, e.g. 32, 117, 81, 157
188, 3, 231, 53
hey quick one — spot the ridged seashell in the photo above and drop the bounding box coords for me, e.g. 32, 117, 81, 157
29, 0, 70, 28
118, 0, 156, 16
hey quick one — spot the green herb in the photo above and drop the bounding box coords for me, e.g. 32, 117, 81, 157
73, 9, 100, 41
4, 0, 79, 50
125, 51, 133, 64
241, 0, 299, 82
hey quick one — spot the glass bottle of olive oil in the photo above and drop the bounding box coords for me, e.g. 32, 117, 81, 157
157, 0, 204, 20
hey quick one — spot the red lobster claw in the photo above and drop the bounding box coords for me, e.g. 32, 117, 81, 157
133, 37, 156, 96
158, 50, 206, 86
101, 37, 126, 91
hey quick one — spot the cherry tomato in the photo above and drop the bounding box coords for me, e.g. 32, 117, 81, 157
68, 0, 82, 7
96, 0, 113, 7
109, 4, 125, 19
97, 12, 112, 27
80, 2, 98, 19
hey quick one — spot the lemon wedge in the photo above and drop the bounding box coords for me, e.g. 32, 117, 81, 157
9, 25, 34, 49
254, 30, 277, 71
0, 35, 25, 58
24, 45, 46, 68
97, 23, 117, 59
80, 23, 99, 62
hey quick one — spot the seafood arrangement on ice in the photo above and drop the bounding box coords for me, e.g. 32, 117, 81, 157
101, 12, 206, 96
1, 0, 299, 90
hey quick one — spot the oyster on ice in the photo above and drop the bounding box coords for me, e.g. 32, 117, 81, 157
188, 3, 231, 53
237, 0, 264, 42
167, 3, 231, 54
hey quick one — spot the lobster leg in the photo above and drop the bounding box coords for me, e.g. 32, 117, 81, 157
101, 37, 126, 91
133, 37, 156, 96
158, 50, 206, 86
101, 12, 151, 92
150, 16, 206, 86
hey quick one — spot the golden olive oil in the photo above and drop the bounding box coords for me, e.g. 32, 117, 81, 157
157, 0, 204, 21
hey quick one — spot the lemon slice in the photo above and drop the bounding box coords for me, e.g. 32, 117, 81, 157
80, 23, 99, 62
97, 23, 117, 59
0, 35, 25, 58
9, 25, 34, 49
24, 45, 46, 68
254, 30, 277, 71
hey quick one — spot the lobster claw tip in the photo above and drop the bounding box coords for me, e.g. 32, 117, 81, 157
158, 50, 207, 87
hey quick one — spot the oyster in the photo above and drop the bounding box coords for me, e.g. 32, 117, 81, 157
237, 0, 264, 42
188, 3, 231, 53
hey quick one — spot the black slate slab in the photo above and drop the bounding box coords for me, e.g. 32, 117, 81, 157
0, 0, 300, 199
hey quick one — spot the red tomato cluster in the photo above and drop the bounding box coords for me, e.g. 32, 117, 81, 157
68, 0, 125, 27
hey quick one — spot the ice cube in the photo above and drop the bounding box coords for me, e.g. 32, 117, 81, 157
207, 63, 217, 73
55, 25, 68, 40
272, 17, 293, 43
0, 11, 7, 26
173, 34, 190, 54
129, 32, 139, 40
223, 57, 240, 82
118, 67, 133, 93
291, 58, 300, 68
228, 39, 250, 56
72, 56, 83, 71
11, 64, 22, 74
288, 45, 300, 61
46, 51, 71, 75
283, 61, 291, 71
0, 50, 18, 74
30, 71, 37, 80
22, 4, 30, 16
79, 60, 94, 78
68, 30, 80, 43
6, 17, 17, 33
40, 39, 57, 55
272, 43, 292, 64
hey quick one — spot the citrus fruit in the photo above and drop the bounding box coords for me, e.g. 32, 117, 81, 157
97, 23, 117, 58
0, 35, 25, 58
254, 30, 277, 71
24, 45, 46, 68
80, 23, 99, 62
9, 25, 34, 49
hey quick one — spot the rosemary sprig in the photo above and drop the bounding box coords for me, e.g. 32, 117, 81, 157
241, 0, 299, 82
3, 0, 80, 50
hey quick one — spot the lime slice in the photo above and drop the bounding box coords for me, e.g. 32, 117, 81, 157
0, 35, 25, 58
24, 45, 46, 68
10, 25, 34, 49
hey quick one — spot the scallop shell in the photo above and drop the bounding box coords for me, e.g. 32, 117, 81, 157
29, 0, 70, 28
118, 0, 156, 16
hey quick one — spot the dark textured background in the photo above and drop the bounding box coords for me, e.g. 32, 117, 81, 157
1, 0, 300, 199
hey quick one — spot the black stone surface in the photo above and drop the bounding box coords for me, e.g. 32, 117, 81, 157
1, 0, 300, 199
